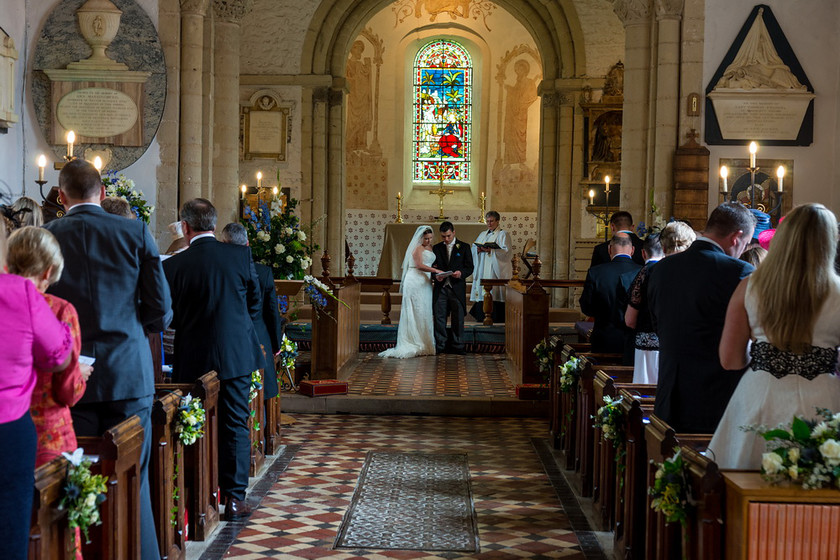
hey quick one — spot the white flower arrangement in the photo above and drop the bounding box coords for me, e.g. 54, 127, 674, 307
175, 394, 206, 446
558, 356, 583, 393
748, 407, 840, 489
59, 448, 109, 546
101, 172, 154, 224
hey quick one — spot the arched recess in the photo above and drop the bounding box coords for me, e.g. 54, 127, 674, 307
300, 0, 593, 289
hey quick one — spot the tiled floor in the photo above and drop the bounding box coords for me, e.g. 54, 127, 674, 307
219, 415, 587, 559
342, 353, 516, 398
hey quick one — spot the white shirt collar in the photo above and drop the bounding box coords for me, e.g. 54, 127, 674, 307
645, 257, 661, 264
67, 202, 101, 211
696, 236, 724, 252
190, 232, 216, 244
446, 238, 457, 247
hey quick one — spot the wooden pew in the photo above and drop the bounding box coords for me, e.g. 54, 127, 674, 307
644, 415, 712, 560
156, 371, 220, 541
249, 375, 266, 476
505, 277, 549, 385
264, 394, 283, 456
681, 446, 724, 560
29, 457, 75, 560
614, 389, 655, 560
591, 372, 655, 531
310, 253, 361, 380
150, 390, 186, 560
76, 416, 144, 560
575, 363, 634, 497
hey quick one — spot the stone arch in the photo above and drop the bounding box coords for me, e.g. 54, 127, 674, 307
300, 0, 593, 286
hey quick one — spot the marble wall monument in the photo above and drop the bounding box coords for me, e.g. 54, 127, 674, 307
32, 0, 165, 170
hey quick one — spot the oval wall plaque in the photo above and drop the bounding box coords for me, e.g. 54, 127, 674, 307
56, 87, 139, 138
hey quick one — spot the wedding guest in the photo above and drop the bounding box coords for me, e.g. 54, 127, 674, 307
589, 211, 644, 267
625, 222, 696, 384
101, 195, 135, 219
648, 202, 755, 433
46, 158, 172, 560
7, 226, 91, 466
0, 225, 73, 559
164, 220, 189, 256
740, 245, 767, 268
470, 211, 512, 323
708, 204, 840, 469
11, 196, 44, 228
580, 232, 641, 363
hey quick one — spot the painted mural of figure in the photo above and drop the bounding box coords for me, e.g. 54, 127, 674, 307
346, 40, 373, 151
503, 59, 538, 165
416, 0, 471, 21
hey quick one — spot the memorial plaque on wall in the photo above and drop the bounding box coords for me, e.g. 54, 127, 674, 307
32, 0, 165, 170
241, 91, 290, 161
704, 5, 814, 146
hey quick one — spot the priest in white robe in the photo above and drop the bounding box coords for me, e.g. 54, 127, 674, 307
470, 211, 513, 322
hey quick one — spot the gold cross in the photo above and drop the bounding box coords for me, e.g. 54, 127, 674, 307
429, 163, 453, 220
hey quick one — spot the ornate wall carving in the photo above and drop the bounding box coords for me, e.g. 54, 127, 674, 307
612, 0, 651, 26
212, 0, 253, 23
391, 0, 496, 31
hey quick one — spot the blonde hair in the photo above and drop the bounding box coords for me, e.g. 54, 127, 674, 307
7, 226, 64, 285
11, 196, 44, 228
751, 204, 839, 353
660, 221, 696, 255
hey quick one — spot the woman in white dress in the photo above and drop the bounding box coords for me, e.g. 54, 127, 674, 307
380, 226, 442, 359
707, 203, 840, 469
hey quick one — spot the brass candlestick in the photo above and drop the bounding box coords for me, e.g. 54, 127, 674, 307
395, 193, 404, 223
430, 162, 453, 221
478, 191, 486, 223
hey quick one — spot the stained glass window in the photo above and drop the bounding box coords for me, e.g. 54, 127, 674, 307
412, 39, 472, 183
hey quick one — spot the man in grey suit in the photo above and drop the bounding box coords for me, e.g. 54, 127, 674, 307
46, 158, 172, 560
647, 202, 755, 434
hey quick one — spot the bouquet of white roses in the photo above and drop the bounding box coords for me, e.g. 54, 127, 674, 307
592, 395, 625, 446
750, 407, 840, 490
175, 394, 206, 446
558, 356, 583, 393
241, 197, 319, 279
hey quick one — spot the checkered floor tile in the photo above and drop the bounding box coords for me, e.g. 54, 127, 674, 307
219, 415, 585, 559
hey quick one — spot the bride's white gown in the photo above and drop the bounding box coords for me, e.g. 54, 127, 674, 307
379, 250, 435, 358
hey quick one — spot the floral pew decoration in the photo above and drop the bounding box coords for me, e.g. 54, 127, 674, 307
303, 274, 350, 320
59, 448, 109, 549
752, 407, 840, 489
278, 334, 299, 392
649, 447, 692, 528
175, 394, 206, 446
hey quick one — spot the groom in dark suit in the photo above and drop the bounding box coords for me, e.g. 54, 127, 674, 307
46, 158, 172, 560
648, 202, 755, 433
432, 221, 474, 354
163, 199, 263, 521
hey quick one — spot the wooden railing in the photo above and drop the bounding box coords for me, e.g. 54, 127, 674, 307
30, 457, 75, 560
150, 390, 186, 560
310, 251, 361, 379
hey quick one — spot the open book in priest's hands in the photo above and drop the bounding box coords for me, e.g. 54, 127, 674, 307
474, 241, 501, 250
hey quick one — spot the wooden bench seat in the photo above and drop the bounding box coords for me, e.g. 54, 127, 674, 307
150, 390, 186, 560
29, 457, 75, 560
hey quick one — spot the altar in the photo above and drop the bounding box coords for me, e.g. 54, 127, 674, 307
376, 222, 490, 279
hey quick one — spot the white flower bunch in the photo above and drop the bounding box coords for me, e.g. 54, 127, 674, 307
274, 243, 285, 254
559, 356, 583, 392
175, 394, 206, 446
304, 275, 334, 296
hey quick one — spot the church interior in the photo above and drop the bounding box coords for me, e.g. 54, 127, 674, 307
3, 0, 840, 559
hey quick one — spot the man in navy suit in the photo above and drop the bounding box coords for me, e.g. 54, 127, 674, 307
580, 233, 641, 363
46, 159, 172, 560
432, 221, 474, 354
220, 222, 283, 404
590, 211, 645, 267
163, 199, 263, 521
647, 202, 756, 433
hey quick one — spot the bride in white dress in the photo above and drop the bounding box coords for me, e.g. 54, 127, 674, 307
380, 226, 442, 359
707, 203, 840, 469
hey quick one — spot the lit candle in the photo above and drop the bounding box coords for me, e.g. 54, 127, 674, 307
37, 154, 46, 182
720, 165, 728, 193
93, 156, 103, 171
588, 188, 595, 206
240, 184, 247, 200
272, 186, 278, 199
66, 130, 76, 159
256, 171, 263, 190
604, 175, 611, 194
749, 142, 757, 168
776, 166, 785, 192
481, 191, 485, 198
397, 191, 401, 200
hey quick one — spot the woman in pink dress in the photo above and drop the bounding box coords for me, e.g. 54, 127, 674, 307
0, 226, 73, 559
8, 226, 91, 467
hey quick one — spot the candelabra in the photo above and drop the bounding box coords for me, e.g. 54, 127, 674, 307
585, 175, 612, 241
719, 142, 785, 218
239, 171, 281, 218
395, 192, 404, 223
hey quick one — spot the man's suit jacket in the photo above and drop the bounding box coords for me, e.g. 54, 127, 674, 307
253, 262, 282, 399
579, 255, 641, 359
46, 204, 172, 403
163, 237, 263, 382
590, 232, 645, 268
431, 239, 474, 310
647, 240, 754, 433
